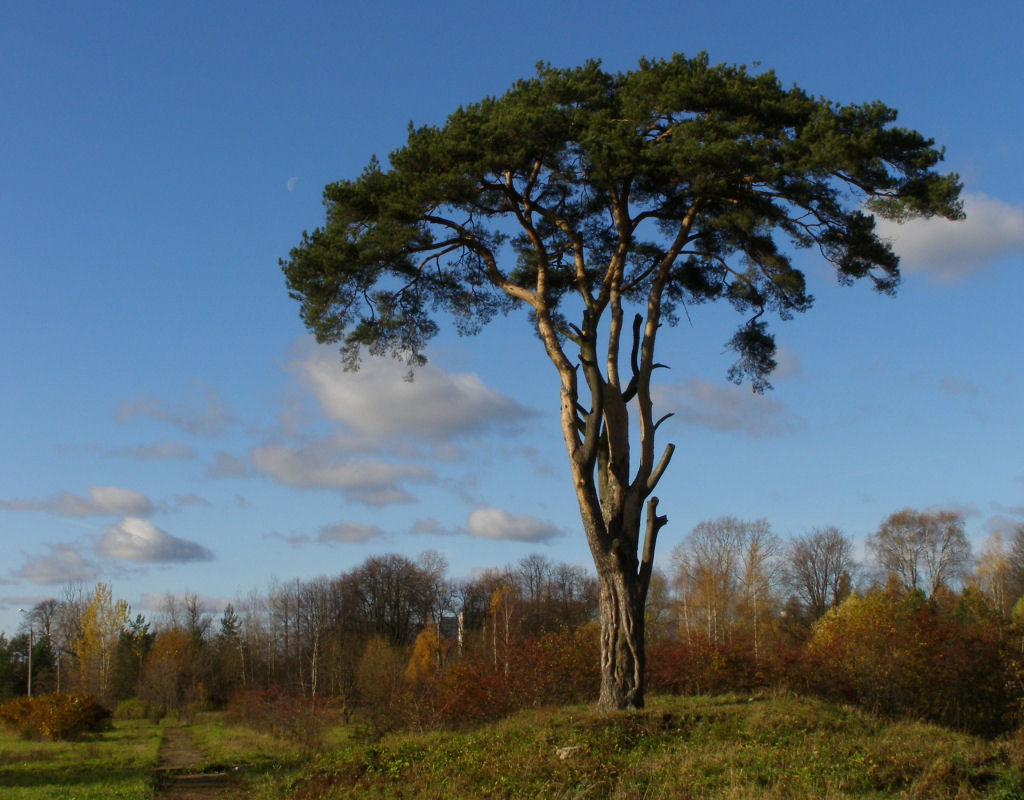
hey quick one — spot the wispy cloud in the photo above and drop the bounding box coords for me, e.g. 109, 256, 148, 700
14, 545, 100, 585
97, 517, 213, 563
875, 193, 1024, 282
108, 441, 196, 461
57, 441, 195, 461
318, 521, 387, 543
466, 507, 563, 543
116, 381, 233, 436
0, 486, 154, 518
411, 518, 459, 536
209, 452, 248, 478
772, 348, 803, 380
250, 443, 430, 505
653, 378, 803, 437
980, 502, 1024, 536
166, 494, 213, 510
295, 350, 536, 444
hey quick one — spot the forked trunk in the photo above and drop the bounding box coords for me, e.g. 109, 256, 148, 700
596, 567, 646, 710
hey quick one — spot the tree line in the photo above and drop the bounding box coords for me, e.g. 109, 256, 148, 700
3, 508, 1024, 735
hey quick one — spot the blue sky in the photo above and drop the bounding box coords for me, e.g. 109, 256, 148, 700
2, 0, 1022, 634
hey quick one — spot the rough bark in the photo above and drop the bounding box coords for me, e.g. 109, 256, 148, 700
595, 559, 646, 709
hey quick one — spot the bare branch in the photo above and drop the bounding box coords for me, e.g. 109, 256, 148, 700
646, 443, 675, 493
652, 412, 674, 432
639, 496, 668, 590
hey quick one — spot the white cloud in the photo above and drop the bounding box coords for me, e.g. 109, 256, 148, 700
653, 378, 802, 437
251, 443, 429, 505
116, 381, 233, 436
97, 517, 213, 563
85, 486, 155, 516
466, 507, 563, 543
15, 545, 100, 585
0, 486, 154, 517
296, 350, 535, 443
317, 521, 387, 543
875, 193, 1024, 282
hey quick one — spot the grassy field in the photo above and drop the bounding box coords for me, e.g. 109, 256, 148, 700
1, 695, 1022, 799
0, 718, 161, 800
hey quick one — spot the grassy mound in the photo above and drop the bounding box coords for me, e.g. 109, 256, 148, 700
273, 694, 1024, 799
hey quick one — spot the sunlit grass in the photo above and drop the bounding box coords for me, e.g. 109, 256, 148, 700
0, 718, 160, 800
262, 694, 1024, 799
190, 711, 301, 765
3, 697, 1021, 800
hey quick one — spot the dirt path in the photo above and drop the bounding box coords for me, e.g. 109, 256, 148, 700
154, 724, 242, 800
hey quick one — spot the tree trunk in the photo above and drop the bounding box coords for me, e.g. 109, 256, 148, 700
596, 567, 646, 709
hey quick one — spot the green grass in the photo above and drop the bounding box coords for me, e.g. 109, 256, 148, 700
186, 710, 356, 796
3, 696, 1021, 799
258, 694, 1024, 799
0, 718, 161, 800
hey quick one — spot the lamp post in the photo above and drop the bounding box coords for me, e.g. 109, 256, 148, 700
17, 608, 32, 697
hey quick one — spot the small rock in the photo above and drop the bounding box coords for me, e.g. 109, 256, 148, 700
556, 745, 581, 760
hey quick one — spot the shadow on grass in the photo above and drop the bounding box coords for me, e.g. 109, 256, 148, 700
0, 764, 151, 791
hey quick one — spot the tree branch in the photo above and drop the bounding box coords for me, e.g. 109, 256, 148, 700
621, 313, 642, 402
639, 496, 668, 590
646, 443, 675, 493
423, 214, 536, 307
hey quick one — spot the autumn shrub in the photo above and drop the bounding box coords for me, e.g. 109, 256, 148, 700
646, 630, 800, 697
227, 686, 335, 753
432, 624, 599, 728
0, 696, 33, 734
113, 697, 146, 719
355, 635, 410, 735
804, 586, 1017, 735
114, 696, 163, 723
0, 693, 111, 740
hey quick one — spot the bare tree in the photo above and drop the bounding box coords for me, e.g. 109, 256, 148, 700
973, 532, 1014, 616
785, 527, 855, 620
672, 518, 781, 647
867, 509, 971, 596
1004, 525, 1024, 609
738, 520, 782, 660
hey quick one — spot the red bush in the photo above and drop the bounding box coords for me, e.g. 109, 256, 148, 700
431, 624, 599, 727
646, 632, 793, 696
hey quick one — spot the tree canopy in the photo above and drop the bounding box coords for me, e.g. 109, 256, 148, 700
282, 52, 962, 709
285, 53, 960, 382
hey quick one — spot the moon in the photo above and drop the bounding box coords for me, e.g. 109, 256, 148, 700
286, 177, 298, 193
